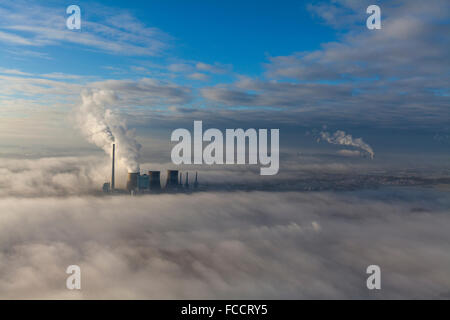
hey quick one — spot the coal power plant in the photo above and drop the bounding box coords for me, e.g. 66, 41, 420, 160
102, 144, 199, 195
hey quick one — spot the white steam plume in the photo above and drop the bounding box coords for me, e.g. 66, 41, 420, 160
76, 89, 141, 172
319, 130, 374, 159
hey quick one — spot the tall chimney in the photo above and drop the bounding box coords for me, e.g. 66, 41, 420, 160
111, 144, 115, 190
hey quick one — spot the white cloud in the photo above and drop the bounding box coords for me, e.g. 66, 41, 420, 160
0, 30, 35, 46
201, 0, 449, 128
337, 149, 361, 157
188, 73, 209, 81
0, 188, 449, 299
0, 1, 170, 56
167, 63, 193, 73
0, 68, 33, 76
196, 62, 231, 74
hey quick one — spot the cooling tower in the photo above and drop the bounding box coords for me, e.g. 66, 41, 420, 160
166, 170, 179, 189
148, 171, 161, 190
126, 172, 139, 192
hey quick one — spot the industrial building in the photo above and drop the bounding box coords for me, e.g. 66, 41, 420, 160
166, 170, 179, 189
123, 170, 199, 194
103, 144, 199, 194
149, 171, 161, 190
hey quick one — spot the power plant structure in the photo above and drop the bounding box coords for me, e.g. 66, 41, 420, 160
166, 170, 180, 190
102, 144, 199, 195
149, 171, 161, 190
184, 172, 189, 188
111, 143, 115, 191
126, 172, 139, 192
194, 172, 199, 188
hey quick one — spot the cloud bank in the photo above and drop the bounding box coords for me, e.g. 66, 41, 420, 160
0, 189, 449, 299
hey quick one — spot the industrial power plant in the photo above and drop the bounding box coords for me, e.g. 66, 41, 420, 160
102, 144, 200, 195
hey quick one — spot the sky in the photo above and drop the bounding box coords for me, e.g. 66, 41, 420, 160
0, 0, 335, 77
0, 0, 448, 168
0, 0, 450, 299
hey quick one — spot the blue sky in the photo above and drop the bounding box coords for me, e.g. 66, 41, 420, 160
0, 0, 448, 164
0, 0, 336, 80
116, 0, 336, 74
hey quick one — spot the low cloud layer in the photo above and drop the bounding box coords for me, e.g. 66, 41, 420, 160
0, 189, 449, 299
0, 157, 107, 197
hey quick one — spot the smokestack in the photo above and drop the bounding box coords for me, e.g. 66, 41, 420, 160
111, 144, 115, 190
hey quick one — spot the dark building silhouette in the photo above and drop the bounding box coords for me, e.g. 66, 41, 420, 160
194, 172, 199, 189
149, 171, 161, 190
184, 172, 189, 188
166, 170, 179, 189
138, 174, 149, 190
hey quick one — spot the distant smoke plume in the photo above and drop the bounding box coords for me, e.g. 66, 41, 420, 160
76, 89, 141, 172
319, 130, 374, 159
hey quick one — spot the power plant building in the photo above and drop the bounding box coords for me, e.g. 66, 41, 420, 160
166, 170, 179, 189
102, 182, 110, 193
126, 172, 139, 192
138, 174, 150, 191
103, 144, 199, 194
149, 171, 161, 190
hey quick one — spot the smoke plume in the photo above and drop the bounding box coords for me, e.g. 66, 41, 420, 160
319, 130, 374, 159
77, 89, 141, 172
